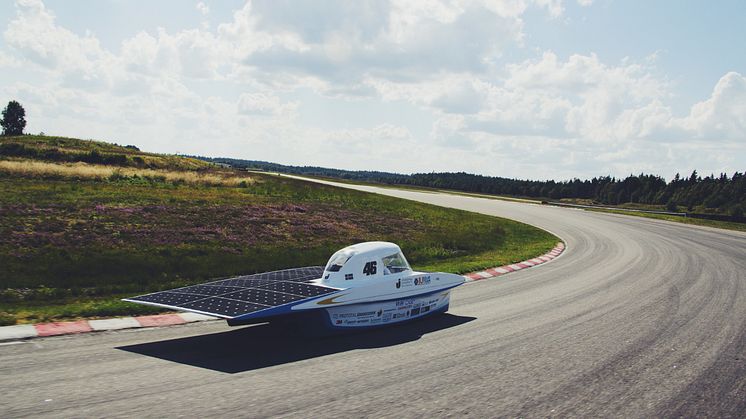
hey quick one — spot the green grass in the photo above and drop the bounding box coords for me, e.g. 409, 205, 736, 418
0, 295, 166, 325
0, 135, 211, 170
588, 208, 746, 232
281, 173, 545, 204
0, 136, 558, 324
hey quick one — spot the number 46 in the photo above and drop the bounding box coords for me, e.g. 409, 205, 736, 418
363, 261, 377, 275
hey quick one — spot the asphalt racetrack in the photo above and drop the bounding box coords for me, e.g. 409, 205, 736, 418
2, 181, 745, 417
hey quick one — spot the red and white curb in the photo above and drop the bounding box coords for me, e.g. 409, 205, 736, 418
0, 312, 217, 342
463, 242, 565, 282
0, 242, 565, 342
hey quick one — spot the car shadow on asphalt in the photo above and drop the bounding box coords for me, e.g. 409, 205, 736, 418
116, 313, 475, 373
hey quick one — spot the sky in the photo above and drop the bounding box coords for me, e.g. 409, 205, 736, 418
1, 0, 745, 181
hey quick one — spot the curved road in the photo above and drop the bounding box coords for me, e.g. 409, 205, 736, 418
2, 182, 745, 417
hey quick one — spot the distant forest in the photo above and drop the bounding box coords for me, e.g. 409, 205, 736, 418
196, 157, 746, 219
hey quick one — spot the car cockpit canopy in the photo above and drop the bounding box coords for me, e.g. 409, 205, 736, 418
321, 241, 411, 287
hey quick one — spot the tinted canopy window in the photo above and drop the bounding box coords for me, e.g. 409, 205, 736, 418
382, 252, 411, 274
325, 253, 352, 272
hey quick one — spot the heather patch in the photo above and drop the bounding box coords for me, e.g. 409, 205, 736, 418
0, 202, 398, 251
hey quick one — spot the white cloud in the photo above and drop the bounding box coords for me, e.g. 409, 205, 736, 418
237, 93, 298, 116
4, 0, 112, 74
431, 52, 670, 141
430, 114, 474, 148
430, 80, 487, 114
237, 0, 525, 89
534, 0, 564, 18
367, 50, 674, 142
196, 2, 209, 16
677, 72, 746, 140
120, 28, 224, 79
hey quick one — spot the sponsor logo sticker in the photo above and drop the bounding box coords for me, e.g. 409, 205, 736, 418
414, 276, 432, 286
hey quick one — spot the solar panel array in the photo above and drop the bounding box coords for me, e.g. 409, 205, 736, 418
126, 266, 335, 318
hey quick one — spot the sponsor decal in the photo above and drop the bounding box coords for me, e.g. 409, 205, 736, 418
414, 276, 431, 286
396, 279, 401, 289
327, 292, 449, 327
324, 274, 330, 280
345, 273, 354, 280
397, 299, 414, 307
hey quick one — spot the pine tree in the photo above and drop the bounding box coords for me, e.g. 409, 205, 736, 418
1, 100, 26, 136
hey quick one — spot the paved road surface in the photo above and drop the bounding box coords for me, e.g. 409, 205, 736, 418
2, 182, 745, 418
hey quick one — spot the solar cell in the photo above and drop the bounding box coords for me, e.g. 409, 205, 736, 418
132, 291, 204, 307
257, 281, 335, 297
169, 284, 244, 296
222, 288, 301, 306
213, 266, 324, 283
208, 278, 274, 288
181, 297, 268, 317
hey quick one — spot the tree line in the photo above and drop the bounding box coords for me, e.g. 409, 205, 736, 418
402, 171, 745, 216
198, 157, 745, 219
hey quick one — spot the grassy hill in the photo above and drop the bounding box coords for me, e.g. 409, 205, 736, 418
0, 135, 557, 325
0, 135, 209, 170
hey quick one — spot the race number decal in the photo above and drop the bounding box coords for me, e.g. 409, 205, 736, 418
363, 261, 377, 276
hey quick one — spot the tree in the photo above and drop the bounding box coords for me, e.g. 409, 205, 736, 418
1, 100, 26, 136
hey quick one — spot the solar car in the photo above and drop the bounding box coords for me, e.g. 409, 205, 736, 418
124, 242, 465, 333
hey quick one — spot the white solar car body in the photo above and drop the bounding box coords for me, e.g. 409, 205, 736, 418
125, 242, 465, 333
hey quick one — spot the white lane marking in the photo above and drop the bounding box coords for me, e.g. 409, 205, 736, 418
0, 340, 28, 346
178, 312, 218, 322
89, 317, 140, 331
0, 324, 37, 341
